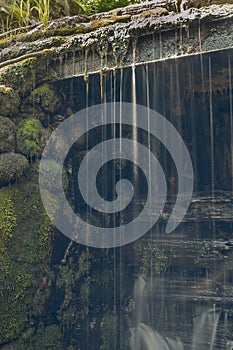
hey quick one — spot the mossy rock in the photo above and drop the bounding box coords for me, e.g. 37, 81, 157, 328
0, 182, 52, 344
0, 58, 37, 97
0, 116, 16, 152
0, 152, 29, 186
30, 83, 61, 114
16, 118, 50, 158
0, 85, 20, 117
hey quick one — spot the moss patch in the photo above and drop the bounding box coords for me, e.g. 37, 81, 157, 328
16, 118, 50, 158
0, 182, 52, 344
0, 152, 29, 186
30, 83, 61, 114
0, 116, 16, 153
0, 85, 20, 117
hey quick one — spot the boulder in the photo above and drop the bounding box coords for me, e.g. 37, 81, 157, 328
0, 152, 29, 186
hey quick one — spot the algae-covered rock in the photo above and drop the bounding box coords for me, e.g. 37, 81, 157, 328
30, 83, 61, 114
0, 85, 20, 117
16, 118, 50, 158
0, 152, 29, 186
0, 182, 52, 345
0, 116, 16, 152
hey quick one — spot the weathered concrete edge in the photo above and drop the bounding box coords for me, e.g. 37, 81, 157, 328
0, 11, 232, 85
47, 15, 233, 81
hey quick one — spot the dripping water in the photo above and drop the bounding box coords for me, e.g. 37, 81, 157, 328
130, 276, 220, 350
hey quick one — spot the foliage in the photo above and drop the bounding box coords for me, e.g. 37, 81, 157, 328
79, 0, 141, 14
31, 0, 50, 25
0, 183, 52, 344
134, 242, 168, 275
0, 0, 144, 34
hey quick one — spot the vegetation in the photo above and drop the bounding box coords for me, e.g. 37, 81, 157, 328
16, 118, 50, 158
80, 0, 142, 14
0, 58, 37, 97
134, 242, 168, 275
0, 183, 52, 344
0, 0, 144, 34
0, 85, 20, 117
0, 152, 29, 186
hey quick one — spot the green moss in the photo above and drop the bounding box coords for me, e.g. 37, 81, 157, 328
30, 83, 60, 113
16, 118, 50, 158
0, 58, 37, 97
134, 242, 168, 275
0, 116, 16, 152
0, 182, 52, 344
0, 85, 20, 117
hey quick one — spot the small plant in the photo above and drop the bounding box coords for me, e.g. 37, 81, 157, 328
32, 0, 50, 26
78, 0, 142, 14
134, 242, 168, 275
18, 0, 32, 27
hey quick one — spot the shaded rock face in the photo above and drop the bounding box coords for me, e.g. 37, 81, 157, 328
0, 1, 233, 349
0, 117, 16, 153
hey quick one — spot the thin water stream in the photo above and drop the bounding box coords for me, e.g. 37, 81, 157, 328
51, 48, 233, 349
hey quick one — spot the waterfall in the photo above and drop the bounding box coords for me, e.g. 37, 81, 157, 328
192, 307, 220, 350
130, 276, 220, 350
130, 323, 184, 350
